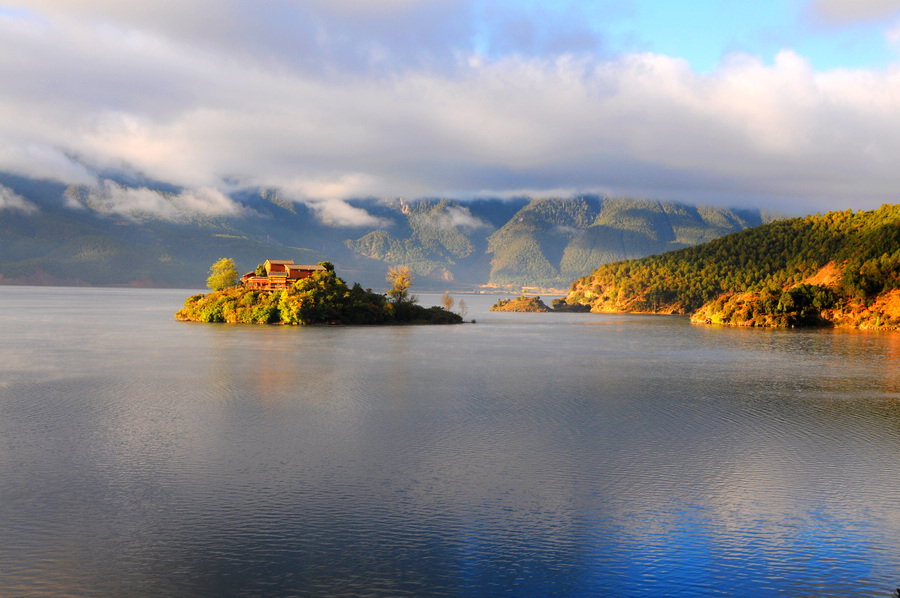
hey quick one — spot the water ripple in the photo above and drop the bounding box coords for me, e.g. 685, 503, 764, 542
3, 289, 900, 596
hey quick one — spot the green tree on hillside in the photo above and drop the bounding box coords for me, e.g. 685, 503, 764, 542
207, 258, 239, 291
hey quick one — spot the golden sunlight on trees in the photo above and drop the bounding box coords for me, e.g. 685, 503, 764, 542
387, 265, 414, 305
441, 290, 455, 311
207, 257, 239, 291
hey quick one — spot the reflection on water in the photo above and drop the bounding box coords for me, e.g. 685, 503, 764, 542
1, 287, 900, 597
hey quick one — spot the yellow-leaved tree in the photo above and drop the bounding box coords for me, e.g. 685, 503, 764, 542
207, 258, 239, 291
386, 265, 415, 305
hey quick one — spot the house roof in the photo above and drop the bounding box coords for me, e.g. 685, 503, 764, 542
241, 261, 328, 285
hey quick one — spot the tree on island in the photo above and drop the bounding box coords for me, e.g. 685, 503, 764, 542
387, 265, 416, 305
440, 291, 469, 320
207, 257, 239, 291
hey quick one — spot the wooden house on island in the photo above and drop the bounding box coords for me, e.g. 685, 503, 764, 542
240, 260, 326, 291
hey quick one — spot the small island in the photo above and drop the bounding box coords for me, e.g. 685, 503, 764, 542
176, 259, 462, 325
490, 295, 591, 312
491, 296, 552, 312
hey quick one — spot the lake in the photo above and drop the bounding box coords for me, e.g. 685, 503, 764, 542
2, 286, 900, 597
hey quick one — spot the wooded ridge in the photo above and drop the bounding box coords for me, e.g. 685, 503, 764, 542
564, 204, 900, 329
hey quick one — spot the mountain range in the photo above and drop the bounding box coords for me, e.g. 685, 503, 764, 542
0, 173, 774, 291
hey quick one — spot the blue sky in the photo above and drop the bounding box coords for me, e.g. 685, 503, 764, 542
600, 0, 899, 71
2, 0, 900, 221
468, 0, 900, 71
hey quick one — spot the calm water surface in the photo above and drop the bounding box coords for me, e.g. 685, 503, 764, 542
2, 286, 900, 597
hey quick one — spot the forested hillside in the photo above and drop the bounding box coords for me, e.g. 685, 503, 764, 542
485, 197, 769, 288
345, 198, 506, 285
565, 204, 900, 328
0, 173, 769, 290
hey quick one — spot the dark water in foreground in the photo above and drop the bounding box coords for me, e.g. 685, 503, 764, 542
2, 286, 900, 597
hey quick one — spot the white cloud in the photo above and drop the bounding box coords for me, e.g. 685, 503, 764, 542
309, 199, 390, 228
2, 2, 900, 216
418, 205, 488, 230
554, 225, 582, 235
0, 142, 96, 186
71, 181, 244, 221
279, 174, 385, 204
0, 184, 38, 213
445, 205, 488, 229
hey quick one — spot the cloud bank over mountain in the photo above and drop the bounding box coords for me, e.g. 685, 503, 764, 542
65, 181, 245, 222
3, 0, 900, 219
0, 184, 38, 214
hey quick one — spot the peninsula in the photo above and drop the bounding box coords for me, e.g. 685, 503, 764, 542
564, 204, 900, 329
176, 259, 462, 325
